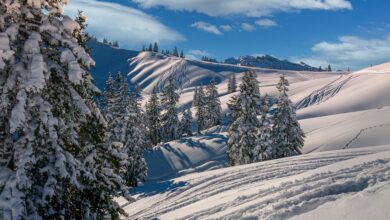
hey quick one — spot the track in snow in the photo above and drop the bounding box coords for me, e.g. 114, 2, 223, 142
123, 146, 390, 219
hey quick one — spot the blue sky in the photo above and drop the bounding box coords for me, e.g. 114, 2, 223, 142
65, 0, 390, 70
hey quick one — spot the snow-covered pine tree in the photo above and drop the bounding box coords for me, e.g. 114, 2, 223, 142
193, 86, 199, 107
196, 86, 208, 134
206, 79, 222, 127
227, 71, 262, 166
146, 87, 161, 145
153, 42, 159, 53
227, 74, 237, 93
74, 10, 90, 52
253, 94, 273, 162
272, 75, 305, 158
172, 46, 179, 57
104, 72, 128, 144
160, 76, 180, 141
123, 92, 148, 187
0, 1, 128, 219
180, 108, 193, 137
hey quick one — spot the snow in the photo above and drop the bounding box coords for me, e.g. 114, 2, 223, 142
0, 32, 14, 70
122, 146, 390, 219
118, 58, 390, 219
9, 90, 27, 133
290, 182, 390, 220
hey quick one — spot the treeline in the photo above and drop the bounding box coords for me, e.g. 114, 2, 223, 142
142, 42, 185, 58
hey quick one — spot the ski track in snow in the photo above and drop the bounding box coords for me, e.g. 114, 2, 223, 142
124, 147, 390, 219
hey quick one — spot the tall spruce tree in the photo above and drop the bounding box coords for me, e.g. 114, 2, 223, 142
123, 93, 148, 187
172, 46, 179, 57
193, 86, 199, 107
206, 79, 222, 127
253, 94, 273, 162
180, 108, 193, 137
196, 86, 208, 134
272, 75, 305, 158
104, 72, 128, 144
227, 71, 262, 166
146, 87, 161, 145
153, 42, 159, 53
0, 1, 128, 219
160, 76, 180, 141
228, 74, 237, 93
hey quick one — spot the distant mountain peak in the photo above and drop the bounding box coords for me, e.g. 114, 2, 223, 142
224, 55, 318, 71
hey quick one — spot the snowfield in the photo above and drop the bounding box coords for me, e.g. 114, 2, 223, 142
122, 55, 390, 219
120, 146, 390, 219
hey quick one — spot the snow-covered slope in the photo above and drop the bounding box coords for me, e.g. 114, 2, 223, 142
121, 145, 390, 219
128, 52, 333, 94
122, 56, 390, 219
134, 60, 390, 181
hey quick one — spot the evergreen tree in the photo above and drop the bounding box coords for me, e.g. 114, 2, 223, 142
0, 2, 128, 219
103, 38, 108, 44
227, 71, 262, 166
327, 64, 332, 72
180, 108, 193, 137
148, 43, 153, 52
180, 50, 185, 58
113, 40, 119, 48
104, 72, 128, 144
272, 75, 305, 158
206, 79, 222, 127
160, 77, 180, 141
153, 42, 159, 53
146, 87, 161, 145
123, 93, 148, 187
193, 86, 199, 107
254, 94, 273, 161
228, 74, 237, 93
74, 10, 90, 52
142, 45, 146, 51
172, 46, 179, 57
196, 86, 208, 134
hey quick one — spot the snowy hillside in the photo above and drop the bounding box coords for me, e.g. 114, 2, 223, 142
120, 145, 390, 219
128, 51, 333, 94
129, 56, 390, 181
224, 55, 318, 71
119, 61, 390, 219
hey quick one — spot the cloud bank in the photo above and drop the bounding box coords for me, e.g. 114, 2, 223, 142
133, 0, 352, 17
297, 35, 390, 70
65, 0, 184, 49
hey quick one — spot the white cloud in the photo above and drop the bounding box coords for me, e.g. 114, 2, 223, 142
296, 35, 390, 70
191, 22, 223, 35
220, 25, 233, 32
64, 0, 184, 49
241, 23, 256, 32
256, 19, 277, 28
133, 0, 352, 17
